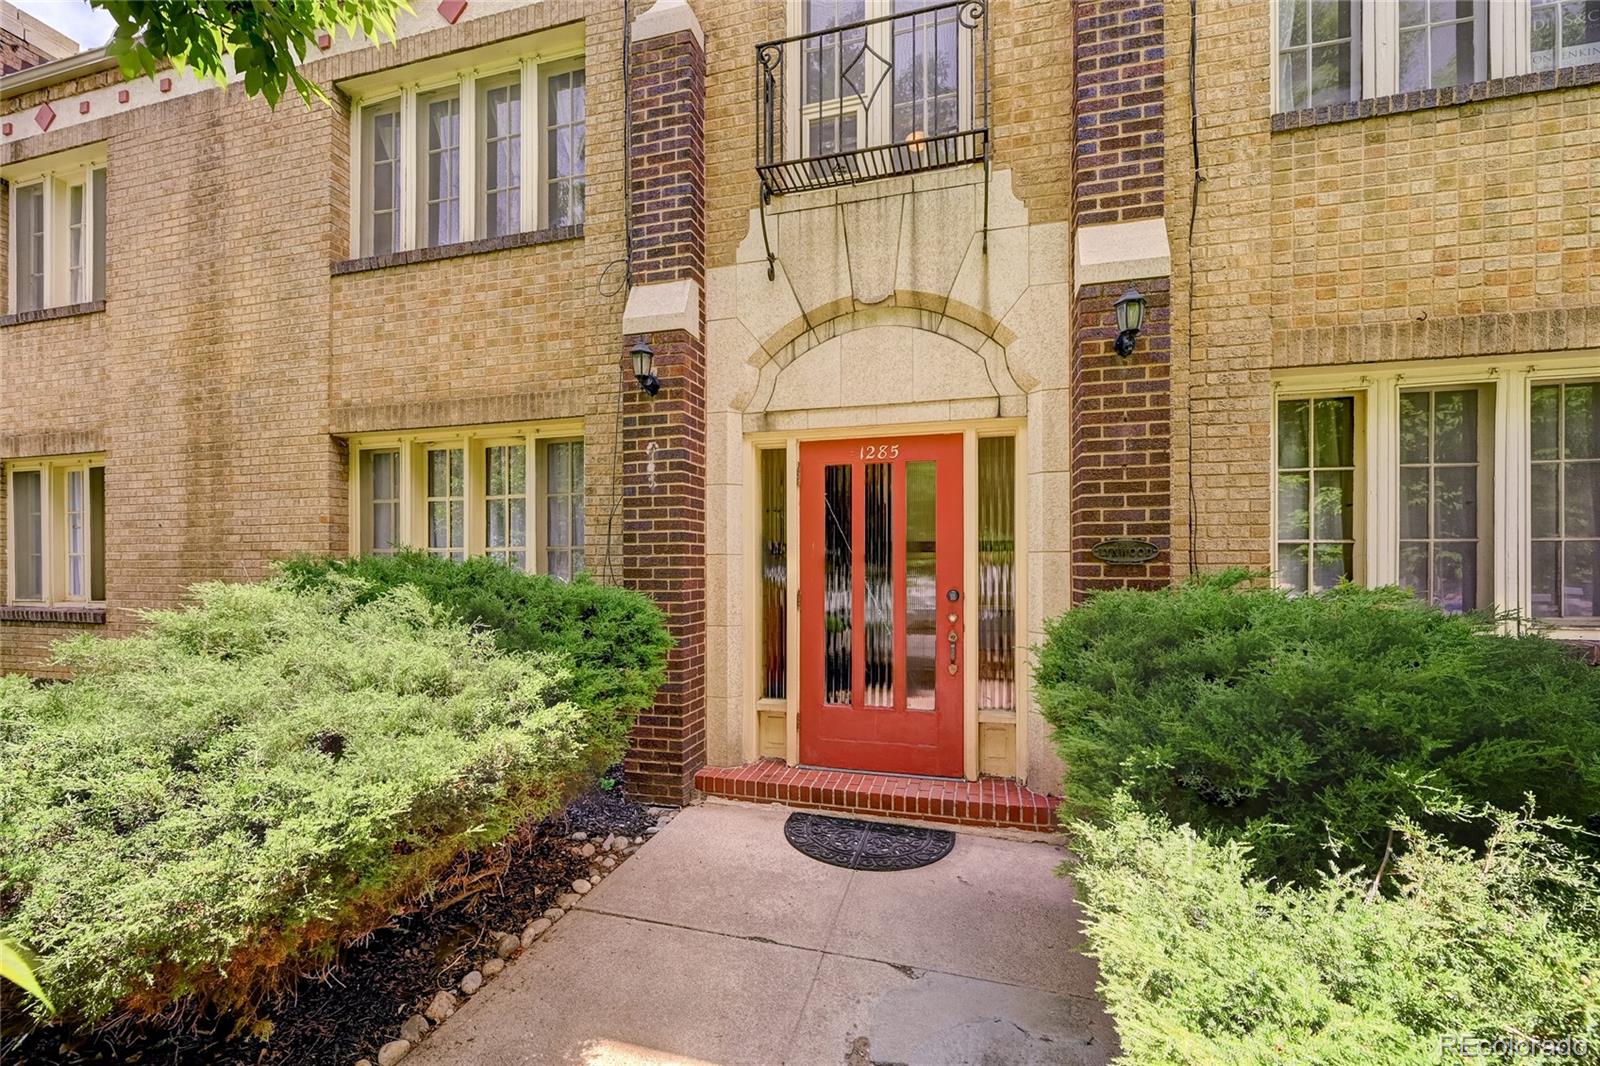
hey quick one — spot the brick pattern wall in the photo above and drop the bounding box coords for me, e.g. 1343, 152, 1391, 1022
621, 27, 708, 806
1, 27, 56, 76
0, 2, 630, 675
1163, 4, 1600, 577
1069, 278, 1172, 600
1072, 0, 1165, 227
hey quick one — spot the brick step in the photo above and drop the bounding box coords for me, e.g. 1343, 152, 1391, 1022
694, 761, 1060, 833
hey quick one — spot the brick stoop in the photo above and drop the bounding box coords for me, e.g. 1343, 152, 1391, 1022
694, 762, 1061, 833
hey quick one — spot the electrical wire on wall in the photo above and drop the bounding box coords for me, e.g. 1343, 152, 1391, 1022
1184, 0, 1203, 578
597, 0, 635, 585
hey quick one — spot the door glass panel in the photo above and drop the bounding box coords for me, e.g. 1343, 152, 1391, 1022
978, 437, 1015, 714
761, 450, 788, 701
823, 463, 853, 705
65, 470, 86, 599
863, 462, 894, 708
904, 460, 937, 712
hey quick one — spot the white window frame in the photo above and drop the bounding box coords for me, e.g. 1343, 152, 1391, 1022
1273, 350, 1600, 639
3, 145, 107, 314
344, 421, 584, 578
1272, 390, 1368, 593
1273, 0, 1590, 114
346, 33, 584, 258
782, 0, 977, 164
4, 453, 106, 607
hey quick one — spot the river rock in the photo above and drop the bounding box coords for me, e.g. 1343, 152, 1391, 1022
377, 1040, 411, 1066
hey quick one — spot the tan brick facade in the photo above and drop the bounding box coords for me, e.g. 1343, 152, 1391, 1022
5, 0, 1595, 787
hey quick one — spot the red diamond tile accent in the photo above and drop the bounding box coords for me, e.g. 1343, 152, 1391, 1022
694, 762, 1061, 833
437, 0, 467, 24
34, 102, 54, 132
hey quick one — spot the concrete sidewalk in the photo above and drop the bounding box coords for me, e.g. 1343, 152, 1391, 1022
409, 801, 1116, 1066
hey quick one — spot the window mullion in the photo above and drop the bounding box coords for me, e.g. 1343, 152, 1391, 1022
1366, 381, 1397, 588
1496, 369, 1528, 622
400, 88, 419, 252
43, 179, 61, 309
459, 75, 478, 242
522, 59, 539, 232
1366, 0, 1396, 99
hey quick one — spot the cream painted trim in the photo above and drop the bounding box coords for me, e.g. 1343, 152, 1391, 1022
4, 148, 105, 314
622, 279, 703, 339
3, 452, 106, 607
346, 29, 584, 258
632, 0, 704, 50
747, 419, 1027, 780
1073, 219, 1172, 289
342, 420, 581, 571
1271, 350, 1600, 641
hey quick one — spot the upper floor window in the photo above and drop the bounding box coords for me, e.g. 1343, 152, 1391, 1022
1273, 0, 1596, 113
1273, 361, 1599, 633
4, 146, 106, 314
345, 30, 585, 258
756, 0, 989, 197
348, 423, 584, 579
5, 454, 106, 606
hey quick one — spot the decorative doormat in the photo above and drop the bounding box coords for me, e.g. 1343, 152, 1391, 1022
783, 812, 955, 871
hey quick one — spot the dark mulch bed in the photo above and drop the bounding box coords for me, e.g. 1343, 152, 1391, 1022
3, 776, 657, 1066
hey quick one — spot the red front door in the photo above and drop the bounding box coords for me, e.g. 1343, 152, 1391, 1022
798, 434, 964, 777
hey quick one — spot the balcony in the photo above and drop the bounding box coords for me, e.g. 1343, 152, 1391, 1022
755, 1, 990, 199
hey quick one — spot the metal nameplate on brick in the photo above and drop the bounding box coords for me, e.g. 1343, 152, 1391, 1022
1090, 538, 1160, 565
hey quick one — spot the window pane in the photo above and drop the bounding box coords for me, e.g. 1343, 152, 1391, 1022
1434, 542, 1475, 614
91, 168, 107, 302
1565, 382, 1600, 459
1567, 462, 1599, 537
904, 461, 938, 712
1399, 392, 1429, 465
11, 471, 43, 600
365, 106, 402, 256
1312, 542, 1352, 590
824, 463, 853, 705
1278, 399, 1310, 468
421, 91, 460, 247
1531, 384, 1561, 460
1312, 469, 1353, 540
863, 462, 894, 708
510, 497, 527, 548
1532, 463, 1560, 537
1280, 0, 1308, 47
1278, 472, 1311, 540
66, 469, 85, 599
1399, 466, 1430, 540
481, 80, 522, 238
546, 68, 587, 228
1312, 397, 1354, 467
760, 449, 788, 701
14, 184, 45, 313
1278, 542, 1309, 594
1433, 389, 1477, 463
89, 466, 105, 601
1433, 466, 1476, 540
1399, 541, 1430, 600
1532, 0, 1600, 71
510, 445, 527, 494
1532, 540, 1561, 618
1565, 540, 1599, 618
977, 437, 1016, 715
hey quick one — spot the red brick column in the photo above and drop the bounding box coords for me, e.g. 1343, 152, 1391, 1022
1069, 279, 1172, 601
1069, 0, 1173, 601
621, 16, 707, 805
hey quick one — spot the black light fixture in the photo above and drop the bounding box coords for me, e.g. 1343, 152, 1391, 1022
631, 338, 660, 396
1113, 288, 1146, 359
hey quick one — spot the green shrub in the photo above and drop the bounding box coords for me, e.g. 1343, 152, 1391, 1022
276, 551, 670, 718
1070, 795, 1600, 1065
0, 581, 638, 1024
1036, 575, 1600, 881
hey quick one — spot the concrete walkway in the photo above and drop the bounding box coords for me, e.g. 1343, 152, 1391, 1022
410, 801, 1117, 1066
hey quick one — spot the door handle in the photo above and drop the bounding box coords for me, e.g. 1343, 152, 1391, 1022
948, 628, 959, 673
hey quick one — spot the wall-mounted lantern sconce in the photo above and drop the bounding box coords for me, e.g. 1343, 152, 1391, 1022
631, 339, 660, 396
1113, 288, 1146, 359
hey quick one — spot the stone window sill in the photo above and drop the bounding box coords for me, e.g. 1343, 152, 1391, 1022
0, 604, 107, 624
331, 225, 583, 276
1271, 62, 1600, 132
0, 300, 106, 328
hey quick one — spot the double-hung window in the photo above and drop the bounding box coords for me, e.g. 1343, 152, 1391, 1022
1273, 359, 1599, 634
4, 146, 107, 314
1273, 1, 1597, 113
5, 455, 106, 606
347, 424, 584, 579
347, 30, 585, 258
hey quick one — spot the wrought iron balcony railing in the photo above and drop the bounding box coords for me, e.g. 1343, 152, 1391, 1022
755, 1, 990, 199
